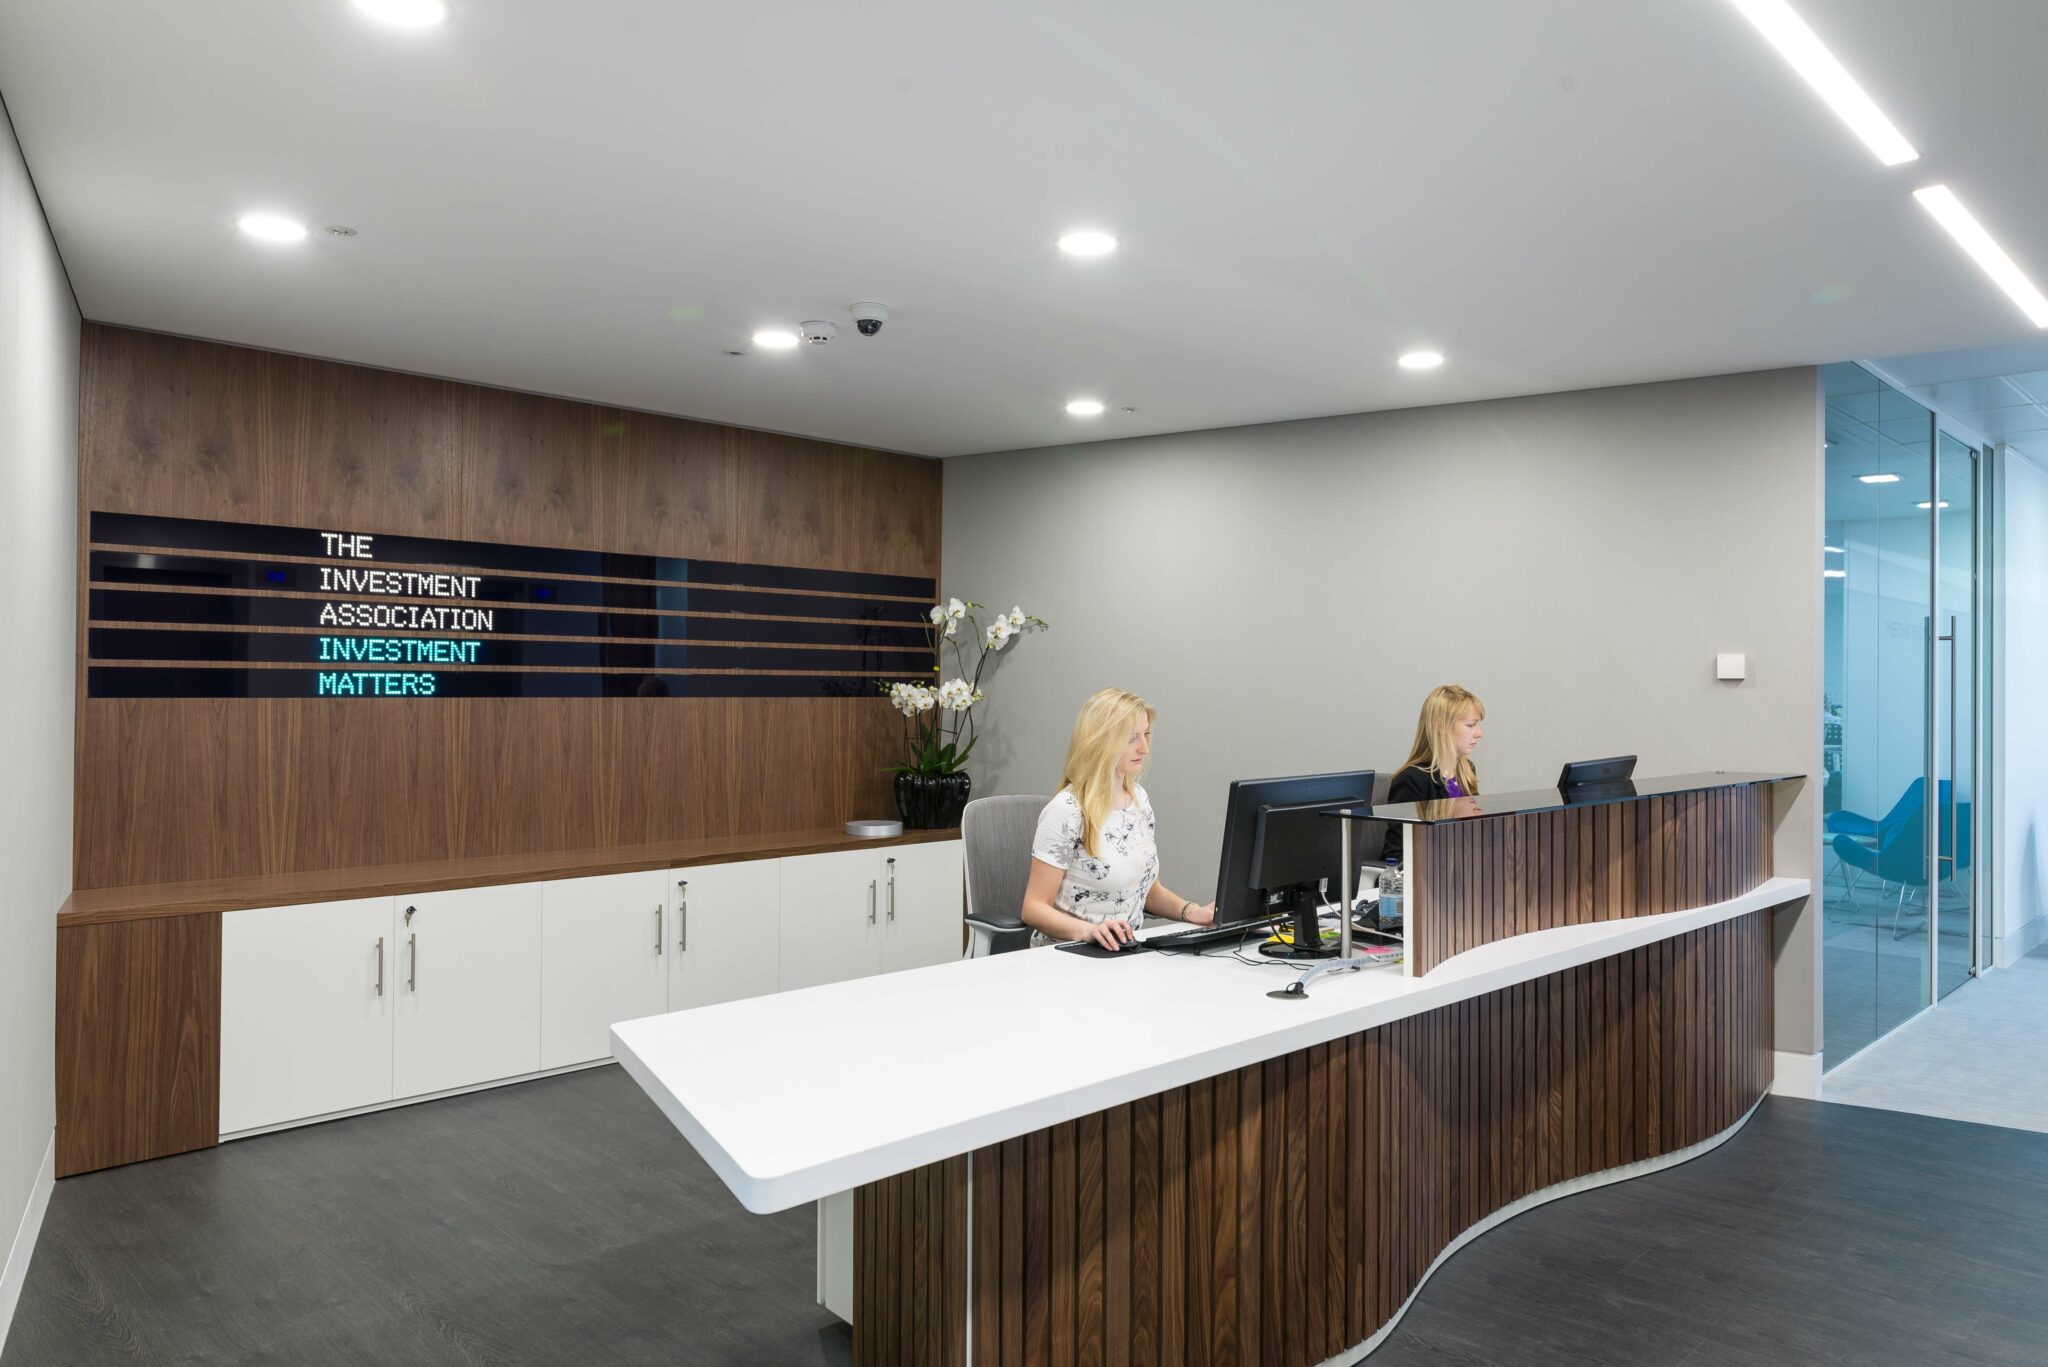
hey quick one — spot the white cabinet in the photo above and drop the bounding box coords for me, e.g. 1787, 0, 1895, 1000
392, 885, 543, 1097
669, 859, 781, 1011
880, 841, 966, 973
217, 839, 959, 1140
777, 849, 885, 990
540, 871, 670, 1070
220, 897, 396, 1134
779, 843, 965, 989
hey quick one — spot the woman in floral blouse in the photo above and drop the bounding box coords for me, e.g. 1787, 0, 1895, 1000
1021, 688, 1215, 951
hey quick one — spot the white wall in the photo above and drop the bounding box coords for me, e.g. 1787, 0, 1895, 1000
0, 93, 77, 1347
1995, 445, 2048, 964
944, 367, 1823, 1052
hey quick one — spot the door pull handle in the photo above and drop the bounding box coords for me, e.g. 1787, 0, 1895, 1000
655, 904, 664, 955
887, 857, 897, 923
375, 936, 385, 997
868, 879, 878, 926
408, 932, 418, 992
678, 880, 688, 952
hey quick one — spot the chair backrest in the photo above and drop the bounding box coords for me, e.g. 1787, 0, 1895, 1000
963, 794, 1051, 937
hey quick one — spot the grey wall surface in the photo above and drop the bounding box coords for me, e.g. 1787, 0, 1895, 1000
945, 368, 1823, 1053
0, 93, 77, 1344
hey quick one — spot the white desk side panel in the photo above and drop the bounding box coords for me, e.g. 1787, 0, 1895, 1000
669, 859, 782, 1012
393, 884, 543, 1097
220, 898, 397, 1135
540, 870, 670, 1070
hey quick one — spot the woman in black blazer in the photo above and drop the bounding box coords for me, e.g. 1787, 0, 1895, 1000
1381, 684, 1485, 863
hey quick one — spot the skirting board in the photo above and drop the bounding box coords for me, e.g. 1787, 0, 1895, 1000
219, 1057, 614, 1143
0, 1132, 56, 1357
1997, 912, 2048, 969
1771, 1050, 1822, 1100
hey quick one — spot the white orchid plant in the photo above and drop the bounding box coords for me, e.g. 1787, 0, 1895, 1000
880, 598, 1048, 776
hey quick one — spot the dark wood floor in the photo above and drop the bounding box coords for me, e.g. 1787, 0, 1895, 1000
7, 1069, 2046, 1366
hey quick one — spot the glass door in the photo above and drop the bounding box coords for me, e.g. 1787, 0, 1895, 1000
1933, 431, 1978, 1000
1822, 363, 1934, 1067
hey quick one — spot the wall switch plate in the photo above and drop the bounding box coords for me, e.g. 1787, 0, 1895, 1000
1715, 653, 1748, 681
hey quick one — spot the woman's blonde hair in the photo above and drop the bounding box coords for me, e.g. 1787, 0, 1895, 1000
1059, 688, 1155, 859
1399, 684, 1484, 795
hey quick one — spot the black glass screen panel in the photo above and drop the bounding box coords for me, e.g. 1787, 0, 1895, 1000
87, 627, 924, 674
87, 667, 911, 699
91, 512, 935, 600
89, 589, 930, 647
88, 551, 927, 623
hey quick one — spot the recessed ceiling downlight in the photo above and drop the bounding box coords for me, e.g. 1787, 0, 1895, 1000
237, 213, 307, 243
350, 0, 449, 27
752, 329, 800, 350
1065, 399, 1106, 416
1398, 350, 1445, 370
1057, 231, 1118, 257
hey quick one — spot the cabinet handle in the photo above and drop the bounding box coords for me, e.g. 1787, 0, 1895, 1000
868, 879, 878, 926
375, 936, 385, 997
678, 880, 688, 952
887, 857, 897, 923
654, 903, 664, 956
408, 932, 418, 992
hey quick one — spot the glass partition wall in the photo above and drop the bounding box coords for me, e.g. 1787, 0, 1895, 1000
1822, 363, 1987, 1070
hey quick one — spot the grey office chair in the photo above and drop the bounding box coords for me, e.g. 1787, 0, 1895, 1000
962, 794, 1049, 956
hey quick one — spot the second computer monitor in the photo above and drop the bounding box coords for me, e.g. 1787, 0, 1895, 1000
1213, 770, 1376, 927
1556, 754, 1637, 795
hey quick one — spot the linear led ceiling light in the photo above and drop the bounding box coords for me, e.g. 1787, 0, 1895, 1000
1397, 350, 1445, 370
1727, 0, 1918, 165
1065, 398, 1106, 416
1913, 185, 2048, 328
1858, 473, 1900, 484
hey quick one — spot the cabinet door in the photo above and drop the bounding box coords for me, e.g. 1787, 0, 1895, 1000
669, 859, 781, 1011
220, 898, 396, 1135
392, 884, 543, 1098
881, 841, 967, 973
540, 870, 670, 1070
776, 849, 883, 991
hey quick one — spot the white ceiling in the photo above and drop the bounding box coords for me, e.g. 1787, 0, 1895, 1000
1875, 342, 2048, 462
4, 0, 2048, 458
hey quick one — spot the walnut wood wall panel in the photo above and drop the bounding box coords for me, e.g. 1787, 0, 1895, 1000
74, 325, 940, 888
1405, 785, 1773, 975
871, 912, 1773, 1367
55, 914, 222, 1177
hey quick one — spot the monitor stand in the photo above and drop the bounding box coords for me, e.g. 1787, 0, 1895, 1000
1256, 884, 1339, 961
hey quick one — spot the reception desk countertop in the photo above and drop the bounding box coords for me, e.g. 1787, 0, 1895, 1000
612, 874, 1807, 1213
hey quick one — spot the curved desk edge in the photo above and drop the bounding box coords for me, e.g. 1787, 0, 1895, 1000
613, 876, 1809, 1216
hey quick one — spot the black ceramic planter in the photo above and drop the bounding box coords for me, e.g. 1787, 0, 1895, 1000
895, 772, 972, 829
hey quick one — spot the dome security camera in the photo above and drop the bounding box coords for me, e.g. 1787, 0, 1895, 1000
850, 302, 889, 337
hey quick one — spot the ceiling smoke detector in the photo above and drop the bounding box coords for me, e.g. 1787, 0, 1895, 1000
800, 320, 838, 345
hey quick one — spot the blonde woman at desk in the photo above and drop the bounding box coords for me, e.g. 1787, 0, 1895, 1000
1380, 684, 1486, 863
1022, 687, 1215, 951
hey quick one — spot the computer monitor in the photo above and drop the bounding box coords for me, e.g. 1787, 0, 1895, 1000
1213, 770, 1375, 961
1557, 754, 1637, 795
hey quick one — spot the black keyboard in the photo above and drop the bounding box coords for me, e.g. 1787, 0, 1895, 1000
1056, 915, 1284, 959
